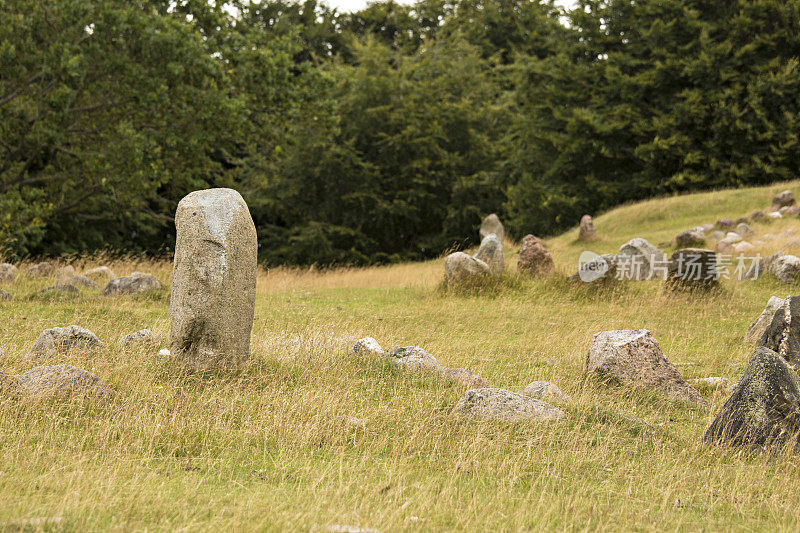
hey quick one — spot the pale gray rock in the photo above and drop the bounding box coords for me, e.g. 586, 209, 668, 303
736, 223, 754, 237
31, 325, 104, 360
443, 368, 492, 388
733, 241, 755, 254
0, 263, 18, 284
744, 251, 784, 279
522, 381, 572, 403
479, 213, 505, 241
768, 211, 783, 219
771, 255, 800, 283
118, 329, 155, 350
452, 388, 567, 421
444, 252, 490, 284
722, 232, 742, 244
473, 234, 504, 275
353, 337, 387, 358
83, 266, 115, 281
691, 377, 734, 392
34, 284, 79, 297
618, 238, 667, 280
104, 272, 161, 296
387, 346, 444, 372
711, 231, 725, 241
570, 253, 617, 283
586, 329, 705, 405
170, 188, 257, 371
18, 365, 113, 401
57, 275, 100, 290
25, 261, 53, 278
746, 296, 787, 344
55, 265, 75, 280
675, 230, 705, 248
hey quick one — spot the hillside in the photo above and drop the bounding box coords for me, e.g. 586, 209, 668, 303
2, 182, 800, 530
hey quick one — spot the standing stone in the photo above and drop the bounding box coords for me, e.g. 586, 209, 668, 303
118, 329, 155, 350
756, 296, 800, 372
570, 253, 618, 283
704, 347, 800, 451
0, 263, 18, 284
479, 214, 504, 241
170, 188, 257, 371
771, 255, 800, 283
57, 275, 100, 290
473, 234, 504, 275
103, 272, 161, 296
666, 248, 717, 290
769, 190, 795, 212
586, 329, 705, 405
579, 215, 597, 241
452, 388, 567, 421
444, 252, 490, 284
736, 223, 754, 237
618, 238, 667, 280
746, 296, 787, 344
517, 235, 554, 275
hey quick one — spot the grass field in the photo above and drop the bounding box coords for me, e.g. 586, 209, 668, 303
3, 181, 800, 531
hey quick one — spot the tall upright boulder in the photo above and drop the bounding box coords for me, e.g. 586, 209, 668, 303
666, 248, 717, 290
170, 188, 257, 371
517, 234, 554, 275
578, 215, 596, 241
0, 263, 18, 284
479, 214, 504, 242
756, 295, 800, 372
473, 234, 504, 275
745, 296, 786, 344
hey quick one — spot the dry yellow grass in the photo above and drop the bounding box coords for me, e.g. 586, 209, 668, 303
2, 182, 800, 530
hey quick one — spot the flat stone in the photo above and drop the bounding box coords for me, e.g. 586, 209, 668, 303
104, 272, 161, 296
452, 388, 568, 421
444, 252, 490, 284
522, 381, 572, 403
473, 234, 504, 275
18, 365, 113, 401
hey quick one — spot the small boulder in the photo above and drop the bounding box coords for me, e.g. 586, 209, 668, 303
25, 261, 53, 278
618, 238, 667, 280
675, 230, 705, 248
31, 325, 104, 360
0, 263, 18, 284
452, 388, 567, 421
571, 253, 617, 283
55, 265, 75, 280
118, 329, 155, 350
579, 215, 597, 241
770, 190, 796, 212
768, 211, 783, 219
744, 251, 784, 279
715, 219, 735, 230
666, 248, 717, 290
522, 381, 571, 403
479, 214, 505, 241
756, 296, 800, 371
736, 223, 754, 237
103, 272, 161, 296
387, 346, 444, 372
711, 231, 725, 241
517, 235, 554, 275
443, 368, 492, 388
722, 232, 742, 244
586, 329, 705, 405
704, 347, 800, 451
733, 241, 755, 254
473, 234, 504, 275
771, 255, 800, 283
746, 296, 787, 344
83, 266, 116, 281
751, 210, 766, 221
18, 365, 113, 401
691, 377, 734, 392
444, 252, 490, 284
353, 337, 387, 358
57, 275, 100, 290
34, 285, 79, 297
782, 206, 800, 217
0, 372, 22, 399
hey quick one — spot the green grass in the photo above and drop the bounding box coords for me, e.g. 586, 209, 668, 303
2, 182, 800, 531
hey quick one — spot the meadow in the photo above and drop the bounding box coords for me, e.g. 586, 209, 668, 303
3, 181, 800, 531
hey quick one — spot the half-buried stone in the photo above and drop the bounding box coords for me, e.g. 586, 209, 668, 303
666, 248, 717, 290
444, 252, 490, 284
452, 388, 567, 422
170, 188, 257, 371
118, 329, 156, 351
586, 329, 706, 406
517, 235, 554, 275
570, 253, 618, 283
522, 381, 571, 403
30, 325, 104, 361
756, 295, 800, 372
473, 234, 504, 275
104, 272, 161, 296
18, 365, 113, 401
479, 213, 505, 241
704, 347, 800, 451
618, 238, 667, 280
771, 255, 800, 284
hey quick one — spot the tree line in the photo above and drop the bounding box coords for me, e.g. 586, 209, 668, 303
2, 0, 799, 264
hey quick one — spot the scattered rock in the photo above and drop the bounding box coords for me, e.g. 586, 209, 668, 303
473, 234, 504, 275
30, 325, 104, 360
83, 266, 116, 281
701, 224, 714, 232
387, 346, 444, 372
444, 252, 490, 284
18, 365, 113, 401
442, 368, 492, 388
721, 232, 742, 244
353, 337, 387, 358
170, 188, 258, 371
675, 230, 705, 248
34, 284, 79, 297
733, 241, 755, 254
617, 238, 667, 280
715, 219, 735, 230
666, 248, 717, 290
586, 329, 706, 406
711, 230, 725, 241
736, 223, 754, 237
0, 372, 22, 398
522, 381, 572, 403
479, 213, 505, 241
158, 348, 171, 357
118, 329, 155, 350
0, 263, 18, 284
57, 275, 100, 290
25, 261, 53, 278
770, 190, 796, 212
55, 265, 75, 280
751, 210, 766, 221
744, 251, 784, 279
571, 253, 617, 283
768, 211, 783, 219
746, 296, 787, 344
579, 214, 597, 241
452, 388, 567, 421
770, 255, 800, 283
103, 272, 161, 296
0, 289, 11, 301
517, 235, 554, 275
704, 347, 800, 451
